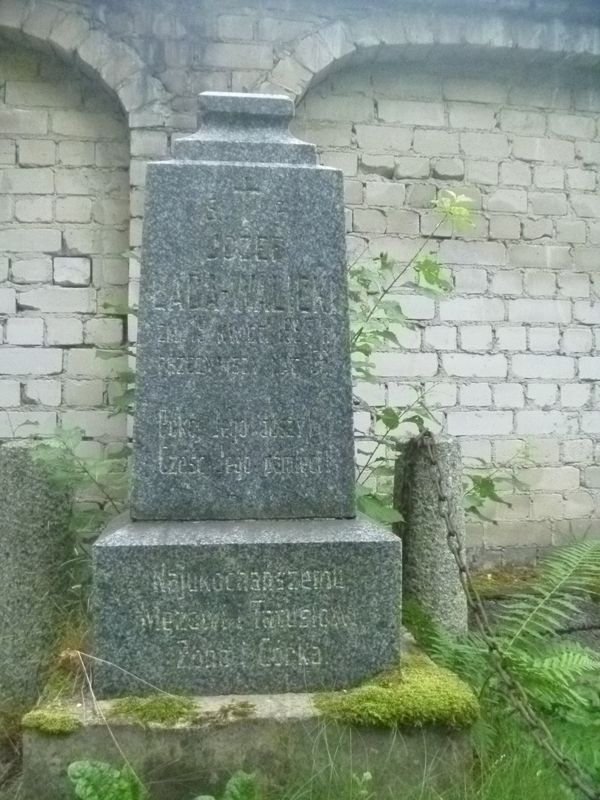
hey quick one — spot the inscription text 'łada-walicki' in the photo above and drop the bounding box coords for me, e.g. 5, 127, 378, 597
131, 93, 355, 520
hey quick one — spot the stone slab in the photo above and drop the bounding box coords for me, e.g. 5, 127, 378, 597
22, 692, 470, 800
131, 93, 355, 521
92, 515, 402, 695
0, 447, 71, 722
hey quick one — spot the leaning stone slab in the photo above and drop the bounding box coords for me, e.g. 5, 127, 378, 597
131, 92, 355, 521
394, 436, 468, 635
0, 447, 71, 722
92, 515, 402, 695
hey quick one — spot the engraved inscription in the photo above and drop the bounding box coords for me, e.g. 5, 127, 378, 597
139, 564, 350, 672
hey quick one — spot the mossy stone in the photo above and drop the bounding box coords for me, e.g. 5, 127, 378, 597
22, 708, 81, 736
108, 694, 197, 726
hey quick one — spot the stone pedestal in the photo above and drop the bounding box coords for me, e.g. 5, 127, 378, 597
92, 515, 401, 695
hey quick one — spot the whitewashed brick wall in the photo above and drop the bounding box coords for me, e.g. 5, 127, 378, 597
293, 61, 600, 563
0, 40, 129, 459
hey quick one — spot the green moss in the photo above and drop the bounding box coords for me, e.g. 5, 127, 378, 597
315, 653, 479, 729
22, 707, 81, 735
108, 694, 197, 726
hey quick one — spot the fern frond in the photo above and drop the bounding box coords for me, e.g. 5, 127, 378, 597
494, 541, 600, 649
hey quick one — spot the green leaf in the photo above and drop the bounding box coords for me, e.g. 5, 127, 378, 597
356, 493, 402, 524
67, 761, 146, 800
222, 772, 259, 800
378, 407, 400, 430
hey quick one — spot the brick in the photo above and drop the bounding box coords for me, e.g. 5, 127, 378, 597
575, 141, 600, 165
558, 273, 589, 298
512, 354, 574, 379
51, 111, 124, 140
509, 300, 570, 323
406, 184, 436, 207
2, 167, 53, 194
564, 439, 594, 464
494, 383, 524, 408
580, 357, 600, 380
364, 182, 405, 206
571, 194, 600, 218
459, 324, 493, 352
443, 353, 507, 377
466, 160, 498, 185
424, 326, 457, 351
529, 327, 559, 353
440, 297, 504, 322
0, 140, 15, 165
566, 168, 595, 191
15, 197, 53, 223
549, 113, 596, 139
487, 189, 527, 213
9, 257, 52, 284
447, 410, 513, 436
556, 219, 586, 244
257, 18, 310, 41
500, 109, 545, 135
0, 347, 62, 375
371, 352, 438, 377
5, 80, 81, 107
526, 382, 558, 407
500, 161, 531, 186
531, 494, 563, 520
0, 380, 19, 407
518, 467, 579, 491
529, 192, 567, 216
18, 287, 95, 314
0, 108, 48, 135
423, 382, 457, 408
23, 379, 61, 406
320, 151, 356, 175
57, 141, 95, 166
574, 301, 600, 324
377, 100, 444, 127
444, 78, 507, 104
56, 197, 92, 223
84, 318, 123, 346
61, 410, 125, 440
454, 268, 487, 294
64, 379, 106, 407
353, 208, 386, 233
523, 270, 556, 296
397, 295, 435, 320
0, 257, 7, 281
561, 384, 591, 408
6, 317, 44, 345
460, 132, 508, 159
509, 84, 570, 110
431, 158, 464, 180
0, 288, 16, 313
459, 383, 492, 406
448, 103, 495, 130
393, 157, 429, 179
509, 244, 571, 270
490, 271, 522, 296
45, 317, 83, 345
0, 228, 61, 252
563, 491, 595, 519
53, 257, 91, 287
584, 466, 600, 487
130, 130, 169, 158
439, 240, 505, 266
533, 165, 564, 190
413, 130, 458, 156
0, 410, 57, 438
562, 328, 592, 353
574, 249, 600, 270
512, 137, 575, 163
582, 412, 600, 433
489, 215, 520, 240
354, 125, 412, 152
522, 218, 552, 241
496, 326, 526, 351
96, 142, 130, 168
386, 209, 419, 235
18, 140, 55, 167
66, 348, 126, 378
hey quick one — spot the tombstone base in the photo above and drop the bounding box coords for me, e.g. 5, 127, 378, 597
22, 691, 471, 800
92, 515, 402, 696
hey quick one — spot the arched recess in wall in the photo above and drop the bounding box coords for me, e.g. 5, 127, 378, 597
0, 28, 132, 469
278, 14, 600, 551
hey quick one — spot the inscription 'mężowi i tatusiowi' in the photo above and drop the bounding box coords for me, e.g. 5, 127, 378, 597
131, 93, 355, 521
93, 93, 402, 696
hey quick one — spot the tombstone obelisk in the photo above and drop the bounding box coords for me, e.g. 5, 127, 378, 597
92, 93, 402, 695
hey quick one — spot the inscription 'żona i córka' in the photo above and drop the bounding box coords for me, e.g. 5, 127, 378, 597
93, 93, 402, 696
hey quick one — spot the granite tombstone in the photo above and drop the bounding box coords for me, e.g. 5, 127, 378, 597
93, 93, 402, 696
